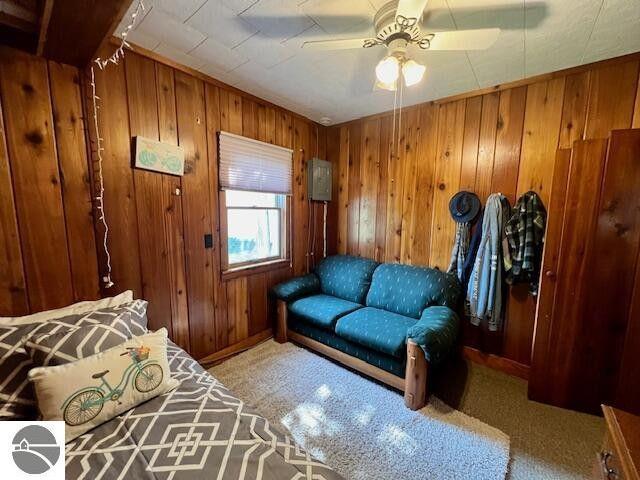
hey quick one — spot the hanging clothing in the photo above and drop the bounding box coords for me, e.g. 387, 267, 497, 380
466, 193, 509, 331
462, 211, 483, 288
447, 222, 470, 282
505, 190, 546, 296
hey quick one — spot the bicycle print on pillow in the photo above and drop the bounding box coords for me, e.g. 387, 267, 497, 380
61, 345, 164, 426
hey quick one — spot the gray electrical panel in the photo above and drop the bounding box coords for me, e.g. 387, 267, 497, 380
308, 158, 332, 201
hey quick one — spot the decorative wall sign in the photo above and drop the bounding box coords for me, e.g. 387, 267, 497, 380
134, 136, 185, 176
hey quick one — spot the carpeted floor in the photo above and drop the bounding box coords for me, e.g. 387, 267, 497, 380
210, 340, 510, 480
432, 355, 604, 480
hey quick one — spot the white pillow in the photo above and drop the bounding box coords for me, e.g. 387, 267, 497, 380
29, 328, 178, 443
0, 291, 133, 326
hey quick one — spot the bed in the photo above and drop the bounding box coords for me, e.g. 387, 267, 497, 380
64, 341, 343, 479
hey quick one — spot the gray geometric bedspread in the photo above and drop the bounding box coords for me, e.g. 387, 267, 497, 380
65, 342, 343, 480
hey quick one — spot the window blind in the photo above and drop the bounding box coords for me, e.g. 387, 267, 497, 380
218, 131, 293, 195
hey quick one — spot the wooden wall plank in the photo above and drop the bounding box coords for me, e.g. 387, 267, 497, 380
358, 118, 380, 259
204, 82, 228, 351
474, 92, 500, 201
226, 276, 248, 344
409, 103, 438, 266
429, 99, 466, 270
337, 126, 349, 255
529, 148, 572, 402
558, 71, 590, 149
544, 139, 608, 407
399, 108, 421, 264
459, 96, 482, 192
491, 86, 526, 203
572, 130, 640, 411
86, 46, 142, 297
373, 116, 391, 262
248, 272, 268, 336
633, 68, 640, 128
156, 62, 190, 352
384, 119, 406, 263
517, 78, 565, 205
293, 118, 310, 275
0, 83, 28, 315
346, 122, 361, 256
175, 71, 216, 359
0, 47, 73, 311
584, 61, 639, 139
124, 52, 173, 334
48, 61, 100, 302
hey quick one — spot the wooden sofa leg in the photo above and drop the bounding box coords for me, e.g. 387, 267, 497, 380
275, 299, 288, 343
404, 340, 428, 410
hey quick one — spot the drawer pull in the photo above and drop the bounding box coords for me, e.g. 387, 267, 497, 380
600, 451, 618, 479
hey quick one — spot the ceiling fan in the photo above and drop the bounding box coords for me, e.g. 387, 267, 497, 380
302, 0, 501, 90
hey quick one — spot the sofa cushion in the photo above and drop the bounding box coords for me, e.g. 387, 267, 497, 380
315, 255, 378, 304
366, 263, 460, 319
289, 318, 406, 377
289, 294, 362, 330
335, 307, 416, 358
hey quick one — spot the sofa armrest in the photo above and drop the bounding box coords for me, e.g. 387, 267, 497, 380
406, 306, 459, 364
271, 274, 320, 302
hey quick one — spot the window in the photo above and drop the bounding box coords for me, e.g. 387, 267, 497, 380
218, 131, 293, 272
224, 190, 287, 267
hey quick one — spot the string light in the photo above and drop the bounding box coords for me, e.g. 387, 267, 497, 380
90, 0, 146, 289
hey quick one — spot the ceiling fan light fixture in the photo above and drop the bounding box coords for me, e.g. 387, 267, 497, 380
402, 59, 426, 86
375, 55, 400, 84
375, 78, 397, 91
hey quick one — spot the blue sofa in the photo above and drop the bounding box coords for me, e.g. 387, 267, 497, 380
272, 255, 461, 409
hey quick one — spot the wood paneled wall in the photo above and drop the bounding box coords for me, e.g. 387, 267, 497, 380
327, 53, 640, 367
0, 46, 327, 360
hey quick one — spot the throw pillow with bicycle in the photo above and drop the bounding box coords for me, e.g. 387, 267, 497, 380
61, 345, 164, 426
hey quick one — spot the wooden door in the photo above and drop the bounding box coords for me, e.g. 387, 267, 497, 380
530, 129, 640, 414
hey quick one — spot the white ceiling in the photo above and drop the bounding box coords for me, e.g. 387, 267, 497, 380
116, 0, 640, 125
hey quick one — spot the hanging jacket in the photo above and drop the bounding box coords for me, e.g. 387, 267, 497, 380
447, 222, 470, 282
504, 191, 546, 296
466, 194, 509, 331
462, 211, 483, 288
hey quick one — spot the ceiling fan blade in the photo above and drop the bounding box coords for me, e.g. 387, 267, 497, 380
428, 28, 501, 51
396, 0, 430, 21
302, 38, 375, 51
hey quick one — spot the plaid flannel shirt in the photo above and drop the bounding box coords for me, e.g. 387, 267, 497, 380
504, 191, 546, 295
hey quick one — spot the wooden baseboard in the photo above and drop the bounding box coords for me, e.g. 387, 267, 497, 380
462, 346, 530, 380
198, 330, 273, 367
288, 330, 406, 391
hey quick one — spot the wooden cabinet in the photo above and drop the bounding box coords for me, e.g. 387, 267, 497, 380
593, 406, 640, 480
530, 129, 640, 414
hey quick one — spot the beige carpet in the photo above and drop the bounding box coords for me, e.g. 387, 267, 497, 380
210, 340, 510, 480
433, 356, 604, 479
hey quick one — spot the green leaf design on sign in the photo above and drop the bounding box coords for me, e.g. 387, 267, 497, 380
161, 155, 182, 173
139, 150, 158, 167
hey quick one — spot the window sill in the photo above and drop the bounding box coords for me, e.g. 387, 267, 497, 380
222, 259, 291, 281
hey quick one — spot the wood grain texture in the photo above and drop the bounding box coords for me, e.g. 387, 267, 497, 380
175, 71, 217, 359
528, 148, 572, 402
429, 100, 466, 270
0, 47, 73, 311
584, 61, 639, 139
558, 71, 590, 149
125, 52, 173, 335
156, 62, 190, 352
0, 82, 28, 315
358, 118, 380, 259
571, 130, 640, 412
86, 45, 142, 298
43, 0, 132, 66
48, 61, 100, 302
326, 58, 640, 369
536, 139, 609, 409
